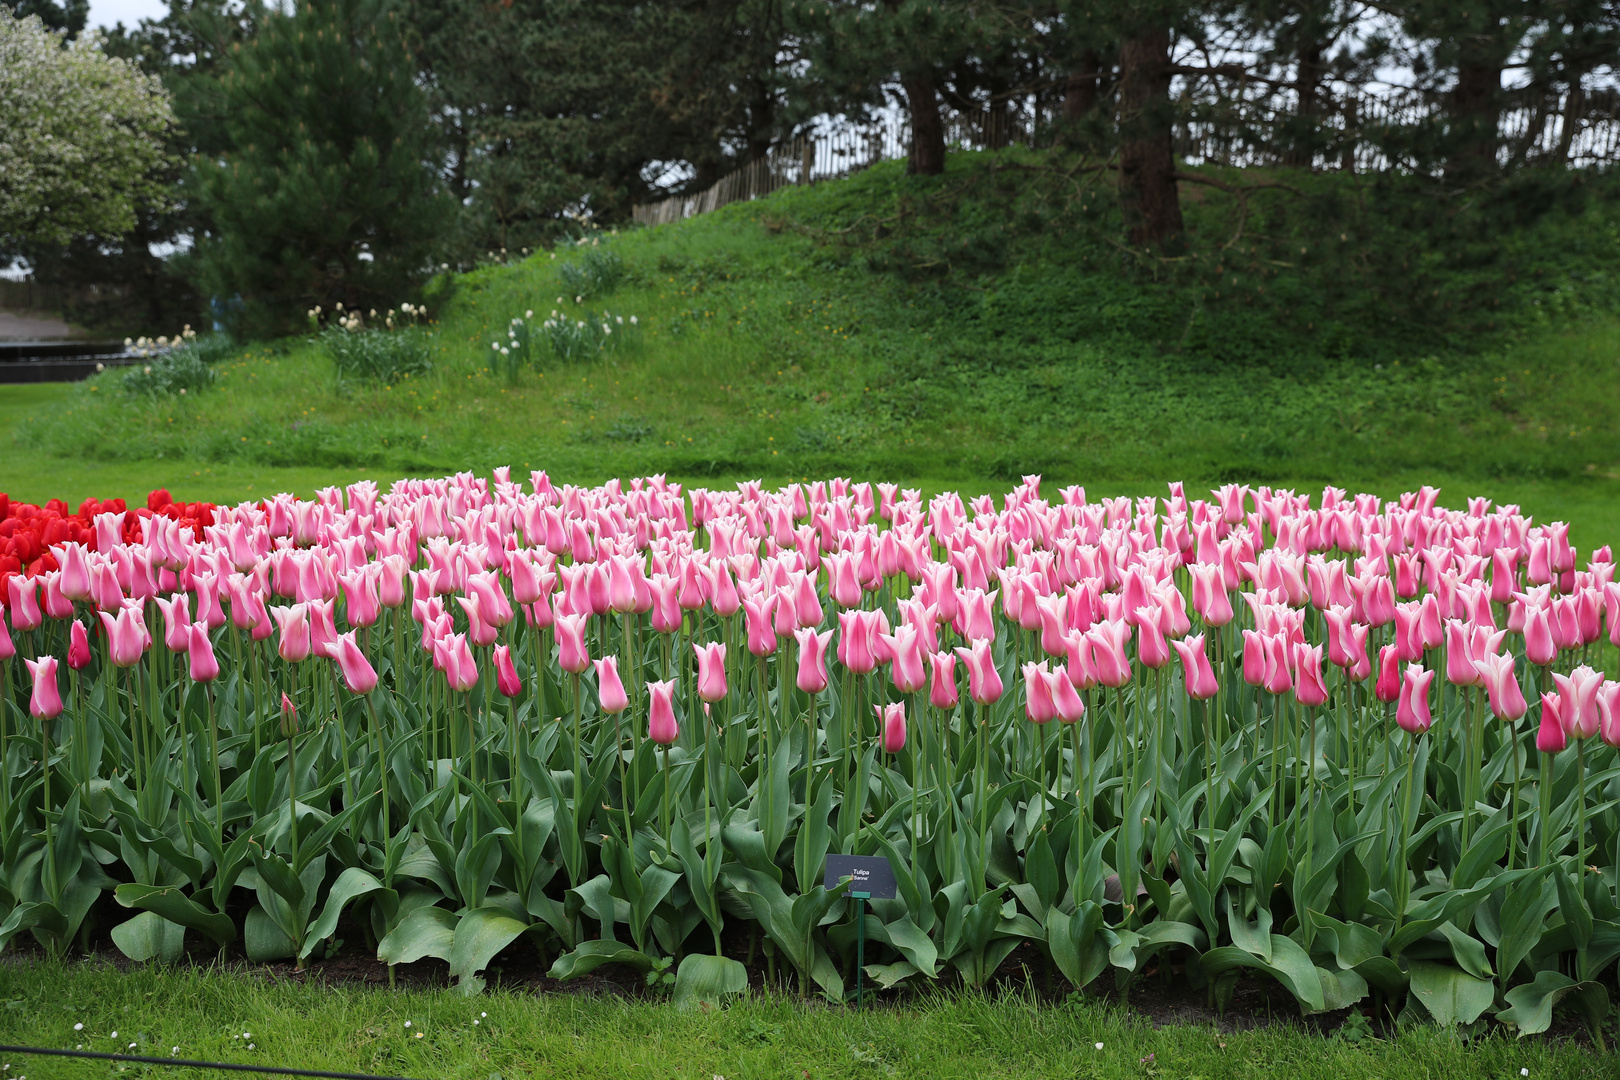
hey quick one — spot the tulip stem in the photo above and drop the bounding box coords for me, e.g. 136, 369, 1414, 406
1539, 748, 1553, 868
367, 692, 392, 882
1074, 713, 1087, 900
625, 615, 641, 804
661, 740, 672, 845
206, 683, 222, 854
1202, 697, 1215, 869
571, 672, 583, 848
1575, 737, 1587, 892
1393, 732, 1418, 951
1507, 715, 1521, 870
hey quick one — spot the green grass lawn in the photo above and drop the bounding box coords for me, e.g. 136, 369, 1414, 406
5, 155, 1620, 550
0, 959, 1609, 1080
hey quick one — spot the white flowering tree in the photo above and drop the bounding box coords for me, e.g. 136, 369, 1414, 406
0, 11, 175, 247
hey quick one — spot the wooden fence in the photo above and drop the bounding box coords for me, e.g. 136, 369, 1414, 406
632, 87, 1620, 227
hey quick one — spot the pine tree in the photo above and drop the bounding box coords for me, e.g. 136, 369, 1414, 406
190, 0, 450, 336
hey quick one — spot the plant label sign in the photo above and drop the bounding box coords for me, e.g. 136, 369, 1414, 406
824, 854, 897, 899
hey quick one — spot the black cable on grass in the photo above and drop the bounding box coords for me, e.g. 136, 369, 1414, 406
0, 1043, 425, 1080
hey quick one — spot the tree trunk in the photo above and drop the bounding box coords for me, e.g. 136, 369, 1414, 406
903, 72, 946, 175
1285, 40, 1323, 168
1556, 84, 1584, 163
1117, 28, 1182, 248
1448, 60, 1502, 174
1064, 50, 1100, 121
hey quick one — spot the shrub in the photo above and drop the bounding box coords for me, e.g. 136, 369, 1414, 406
120, 344, 216, 398
321, 326, 433, 390
538, 307, 639, 363
556, 246, 626, 299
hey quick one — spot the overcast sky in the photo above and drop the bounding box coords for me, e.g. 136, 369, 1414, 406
90, 0, 169, 31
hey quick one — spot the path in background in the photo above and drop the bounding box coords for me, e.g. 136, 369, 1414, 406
0, 309, 80, 340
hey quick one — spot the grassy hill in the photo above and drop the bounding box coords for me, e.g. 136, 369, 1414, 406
6, 149, 1620, 540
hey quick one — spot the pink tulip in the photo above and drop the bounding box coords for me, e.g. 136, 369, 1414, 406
272, 603, 313, 663
1375, 644, 1401, 703
24, 656, 62, 719
706, 561, 741, 616
555, 613, 591, 674
1444, 620, 1482, 687
594, 656, 629, 714
1396, 664, 1434, 734
1062, 629, 1098, 690
6, 576, 41, 631
39, 571, 71, 620
325, 630, 377, 695
1262, 634, 1292, 696
442, 633, 479, 692
1523, 603, 1557, 666
1293, 642, 1328, 707
1537, 692, 1568, 753
1022, 661, 1056, 723
955, 587, 998, 642
1344, 622, 1372, 681
155, 594, 192, 653
494, 644, 523, 698
929, 651, 959, 709
1189, 563, 1233, 626
743, 593, 778, 656
308, 598, 339, 658
953, 640, 1004, 705
99, 605, 148, 668
1085, 621, 1132, 688
649, 574, 682, 633
883, 624, 928, 694
1171, 634, 1219, 700
836, 610, 878, 675
1474, 653, 1528, 721
340, 569, 381, 629
1552, 665, 1603, 740
1049, 668, 1085, 722
187, 623, 221, 684
457, 594, 501, 648
648, 679, 679, 745
67, 620, 91, 671
695, 641, 728, 702
1323, 607, 1356, 669
1596, 682, 1620, 747
794, 627, 832, 693
879, 701, 907, 753
57, 543, 92, 601
1393, 603, 1423, 663
1134, 606, 1171, 669
1241, 629, 1266, 687
0, 611, 14, 661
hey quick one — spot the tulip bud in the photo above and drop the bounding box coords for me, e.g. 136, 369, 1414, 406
593, 655, 628, 713
494, 644, 523, 698
24, 656, 63, 719
67, 620, 91, 671
648, 679, 679, 745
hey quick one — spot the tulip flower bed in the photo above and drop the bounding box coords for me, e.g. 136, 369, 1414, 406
1, 473, 1618, 1037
